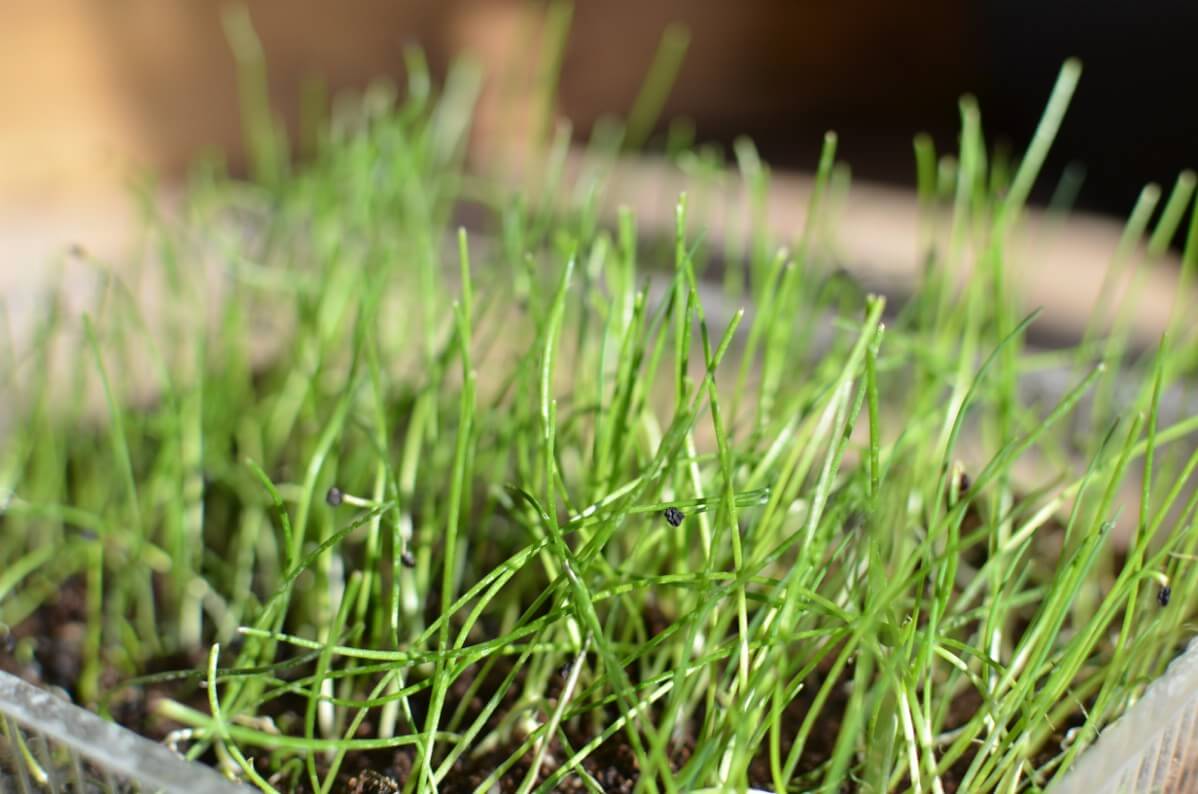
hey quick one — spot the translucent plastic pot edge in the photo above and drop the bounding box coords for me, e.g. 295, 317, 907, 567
0, 669, 249, 793
1051, 636, 1198, 794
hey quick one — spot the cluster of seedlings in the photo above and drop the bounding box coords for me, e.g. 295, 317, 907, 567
2, 43, 1198, 794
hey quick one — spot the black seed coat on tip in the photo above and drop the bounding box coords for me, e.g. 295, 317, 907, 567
400, 550, 416, 568
1159, 586, 1172, 606
664, 507, 685, 527
325, 487, 344, 507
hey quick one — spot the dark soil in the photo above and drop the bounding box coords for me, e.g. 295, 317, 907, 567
1, 578, 687, 792
0, 575, 214, 742
1, 511, 1079, 794
1, 574, 91, 692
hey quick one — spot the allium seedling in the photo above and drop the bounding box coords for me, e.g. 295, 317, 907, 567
324, 485, 377, 509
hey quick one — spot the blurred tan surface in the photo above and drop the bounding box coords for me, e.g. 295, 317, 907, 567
586, 153, 1186, 351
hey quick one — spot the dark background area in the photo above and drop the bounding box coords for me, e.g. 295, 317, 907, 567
974, 0, 1198, 216
559, 1, 1198, 218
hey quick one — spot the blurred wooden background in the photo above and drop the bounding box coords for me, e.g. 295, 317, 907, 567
2, 1, 1195, 350
1, 0, 975, 198
6, 2, 1195, 206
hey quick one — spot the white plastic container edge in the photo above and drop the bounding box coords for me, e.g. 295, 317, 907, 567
0, 669, 248, 793
1051, 636, 1198, 794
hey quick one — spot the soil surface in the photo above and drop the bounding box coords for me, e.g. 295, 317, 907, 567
0, 580, 985, 793
0, 581, 680, 791
1, 504, 1077, 794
